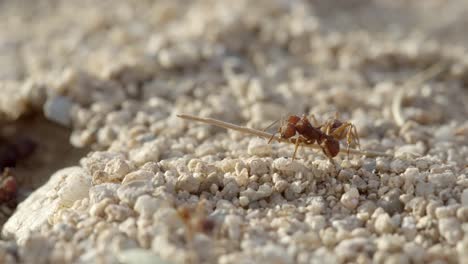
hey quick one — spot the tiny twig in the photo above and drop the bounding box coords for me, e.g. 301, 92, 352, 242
392, 63, 446, 126
177, 114, 392, 158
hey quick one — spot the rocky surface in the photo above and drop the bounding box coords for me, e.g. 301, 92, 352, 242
0, 0, 467, 263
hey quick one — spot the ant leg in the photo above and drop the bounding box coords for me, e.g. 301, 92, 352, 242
266, 119, 282, 144
263, 119, 279, 132
352, 124, 361, 150
267, 131, 277, 144
344, 126, 352, 159
309, 114, 320, 127
324, 121, 333, 134
292, 137, 300, 160
319, 144, 337, 167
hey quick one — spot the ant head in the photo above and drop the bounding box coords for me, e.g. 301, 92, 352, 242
331, 119, 343, 130
287, 115, 300, 124
280, 123, 297, 139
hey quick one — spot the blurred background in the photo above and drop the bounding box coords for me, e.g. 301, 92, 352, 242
1, 0, 468, 81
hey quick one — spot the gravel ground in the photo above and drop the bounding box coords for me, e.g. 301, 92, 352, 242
0, 0, 467, 263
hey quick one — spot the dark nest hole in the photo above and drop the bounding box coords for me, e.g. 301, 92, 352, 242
0, 114, 89, 226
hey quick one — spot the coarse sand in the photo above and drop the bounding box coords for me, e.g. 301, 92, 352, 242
0, 1, 467, 263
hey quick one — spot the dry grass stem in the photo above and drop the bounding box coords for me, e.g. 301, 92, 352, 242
392, 63, 446, 126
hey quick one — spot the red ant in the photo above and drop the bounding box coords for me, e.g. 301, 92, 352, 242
267, 114, 360, 160
177, 200, 216, 242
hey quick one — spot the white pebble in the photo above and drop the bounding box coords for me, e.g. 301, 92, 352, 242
57, 169, 92, 207
340, 187, 360, 210
105, 204, 133, 222
374, 213, 396, 234
104, 158, 132, 182
428, 171, 456, 188
438, 218, 462, 245
134, 195, 163, 218
43, 96, 73, 127
129, 141, 161, 166
89, 183, 119, 203
390, 159, 407, 173
248, 158, 270, 175
122, 170, 154, 185
239, 196, 250, 207
247, 138, 273, 156
235, 168, 249, 187
462, 189, 468, 206
176, 174, 200, 193
117, 180, 154, 206
273, 158, 304, 173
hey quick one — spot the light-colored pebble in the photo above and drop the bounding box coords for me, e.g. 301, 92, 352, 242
340, 187, 360, 210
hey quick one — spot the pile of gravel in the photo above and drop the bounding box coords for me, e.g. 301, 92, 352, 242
0, 0, 467, 263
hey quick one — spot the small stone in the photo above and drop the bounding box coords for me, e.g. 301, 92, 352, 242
384, 253, 410, 264
401, 216, 417, 239
118, 249, 172, 264
378, 191, 404, 215
57, 169, 92, 207
247, 138, 273, 156
415, 181, 434, 197
390, 159, 407, 174
43, 96, 73, 127
456, 206, 468, 221
334, 237, 373, 261
274, 180, 288, 192
176, 174, 200, 193
20, 234, 50, 264
89, 183, 119, 203
122, 170, 154, 185
403, 243, 424, 263
306, 215, 327, 231
332, 216, 362, 231
239, 196, 249, 207
257, 183, 273, 199
341, 188, 360, 210
134, 195, 163, 218
402, 167, 419, 182
376, 157, 390, 172
104, 158, 132, 182
248, 159, 270, 175
273, 158, 304, 173
374, 213, 396, 234
105, 204, 133, 222
461, 189, 468, 205
438, 217, 462, 245
435, 205, 459, 219
235, 168, 249, 187
428, 171, 456, 188
117, 180, 154, 206
90, 198, 113, 217
129, 141, 161, 166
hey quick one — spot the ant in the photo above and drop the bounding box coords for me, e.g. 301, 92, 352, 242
267, 114, 360, 160
177, 200, 216, 263
177, 200, 216, 242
